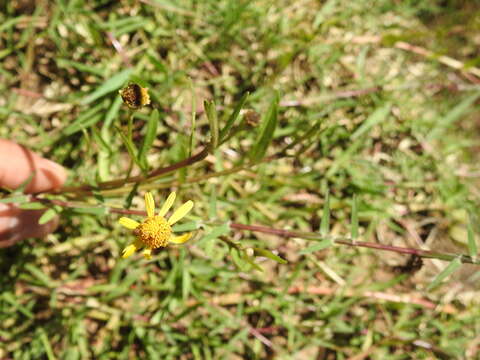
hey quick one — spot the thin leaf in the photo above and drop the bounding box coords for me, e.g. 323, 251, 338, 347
25, 264, 58, 288
182, 267, 191, 300
351, 195, 359, 240
0, 195, 30, 204
189, 81, 197, 156
352, 103, 391, 139
71, 206, 109, 216
115, 125, 142, 168
81, 68, 133, 105
208, 185, 217, 219
204, 100, 219, 149
426, 257, 462, 291
220, 92, 249, 142
429, 92, 480, 139
249, 94, 279, 162
39, 329, 57, 360
14, 172, 35, 193
199, 223, 231, 244
19, 202, 46, 210
38, 208, 57, 225
172, 221, 199, 232
467, 212, 477, 259
62, 102, 105, 136
253, 247, 287, 264
138, 109, 159, 170
299, 239, 334, 254
3, 292, 34, 318
124, 183, 140, 209
320, 190, 330, 236
241, 250, 263, 271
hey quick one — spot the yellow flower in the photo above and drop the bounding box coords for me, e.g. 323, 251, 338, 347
119, 192, 194, 259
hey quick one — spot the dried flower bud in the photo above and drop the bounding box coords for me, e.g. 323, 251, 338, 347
241, 109, 260, 127
119, 83, 151, 109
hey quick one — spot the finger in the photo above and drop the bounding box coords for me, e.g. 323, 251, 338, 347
0, 203, 59, 248
0, 139, 67, 193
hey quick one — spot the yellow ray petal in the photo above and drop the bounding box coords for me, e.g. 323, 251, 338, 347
145, 192, 155, 217
169, 232, 192, 244
168, 200, 194, 225
122, 243, 138, 259
142, 248, 152, 260
119, 217, 140, 230
158, 192, 176, 217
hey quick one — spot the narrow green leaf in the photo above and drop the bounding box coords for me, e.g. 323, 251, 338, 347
115, 125, 142, 168
253, 247, 287, 264
182, 267, 191, 300
204, 100, 219, 149
25, 264, 57, 288
189, 81, 197, 156
0, 195, 30, 204
39, 329, 57, 360
320, 190, 330, 236
39, 208, 57, 225
138, 109, 159, 170
102, 96, 123, 136
81, 68, 133, 105
299, 239, 333, 254
429, 92, 480, 139
426, 257, 462, 291
62, 102, 105, 136
124, 183, 140, 209
352, 103, 391, 139
208, 185, 217, 219
19, 202, 46, 210
199, 223, 231, 244
172, 221, 199, 232
241, 250, 263, 271
220, 92, 249, 142
467, 213, 477, 259
71, 207, 108, 216
351, 195, 359, 240
3, 292, 34, 318
249, 95, 279, 161
14, 172, 35, 193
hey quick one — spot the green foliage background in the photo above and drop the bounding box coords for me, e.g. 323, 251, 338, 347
1, 0, 480, 358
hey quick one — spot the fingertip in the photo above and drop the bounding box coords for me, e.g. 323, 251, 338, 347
0, 139, 67, 193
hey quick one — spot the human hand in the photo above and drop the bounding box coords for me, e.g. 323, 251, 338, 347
0, 139, 67, 247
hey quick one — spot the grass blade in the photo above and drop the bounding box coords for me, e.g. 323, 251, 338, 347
81, 68, 133, 105
352, 103, 391, 139
351, 195, 359, 240
114, 125, 142, 168
138, 109, 159, 171
220, 92, 249, 142
429, 92, 480, 139
467, 212, 477, 259
204, 100, 219, 149
320, 190, 330, 236
426, 257, 462, 291
38, 208, 57, 225
253, 247, 287, 264
300, 239, 334, 254
249, 94, 279, 162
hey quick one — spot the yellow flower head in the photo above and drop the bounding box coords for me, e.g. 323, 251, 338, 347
119, 192, 193, 259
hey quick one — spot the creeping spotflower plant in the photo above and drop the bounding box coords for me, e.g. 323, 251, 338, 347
119, 192, 194, 259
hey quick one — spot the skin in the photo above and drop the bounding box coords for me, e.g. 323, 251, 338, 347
0, 139, 67, 248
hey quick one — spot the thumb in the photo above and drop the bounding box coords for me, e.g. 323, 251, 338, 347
0, 139, 67, 247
